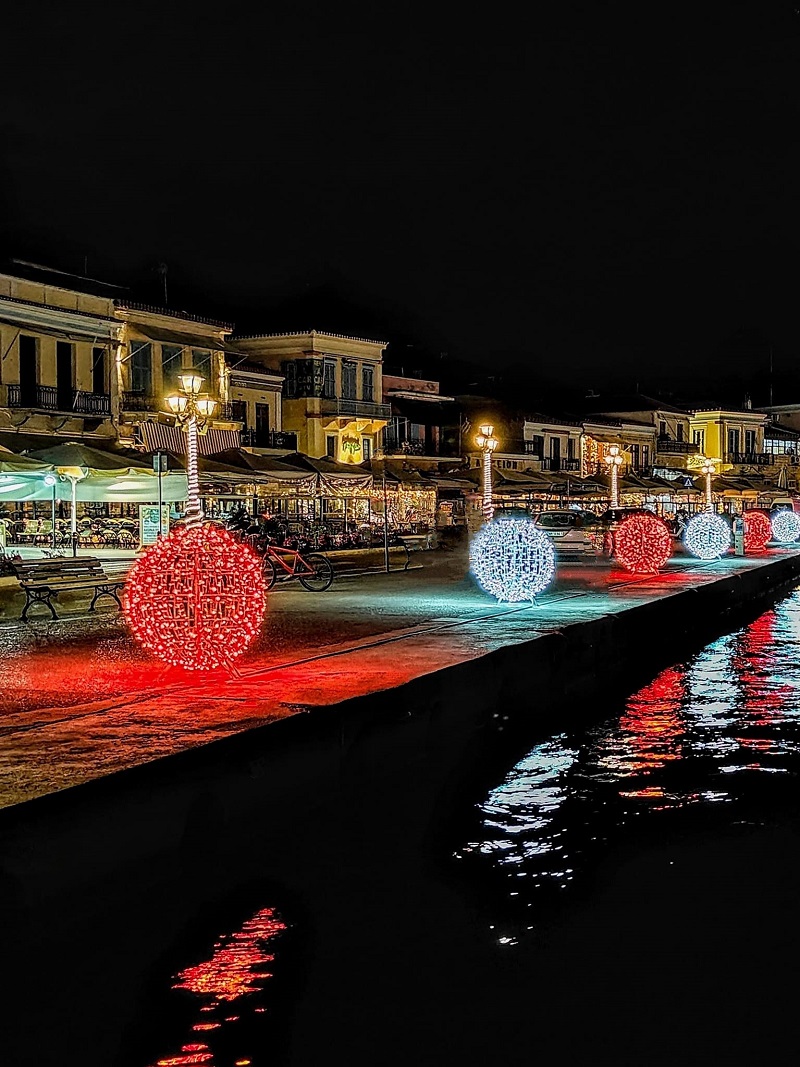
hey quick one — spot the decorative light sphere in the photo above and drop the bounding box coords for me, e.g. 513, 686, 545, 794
743, 510, 772, 552
613, 512, 672, 572
770, 509, 800, 544
469, 517, 556, 602
123, 523, 266, 670
683, 512, 732, 560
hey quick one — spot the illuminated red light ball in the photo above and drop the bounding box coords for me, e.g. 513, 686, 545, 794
743, 510, 772, 553
123, 523, 266, 670
612, 512, 673, 573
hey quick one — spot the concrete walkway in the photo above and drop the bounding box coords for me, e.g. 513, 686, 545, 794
1, 544, 799, 810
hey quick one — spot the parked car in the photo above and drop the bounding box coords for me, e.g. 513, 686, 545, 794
531, 509, 604, 557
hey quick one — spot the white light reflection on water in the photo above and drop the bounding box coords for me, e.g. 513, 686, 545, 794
456, 589, 800, 917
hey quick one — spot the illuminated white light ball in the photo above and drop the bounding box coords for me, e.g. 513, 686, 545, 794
770, 509, 800, 543
683, 512, 732, 560
469, 517, 556, 602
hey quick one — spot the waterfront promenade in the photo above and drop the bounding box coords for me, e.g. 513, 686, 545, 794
2, 543, 800, 811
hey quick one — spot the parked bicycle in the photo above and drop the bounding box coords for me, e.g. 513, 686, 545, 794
262, 541, 334, 591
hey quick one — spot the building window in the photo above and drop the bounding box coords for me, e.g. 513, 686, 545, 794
323, 361, 336, 399
362, 437, 372, 462
676, 423, 684, 441
642, 445, 650, 468
284, 361, 297, 398
284, 358, 324, 398
745, 429, 756, 453
130, 341, 152, 395
727, 428, 740, 456
92, 347, 107, 395
341, 364, 356, 401
629, 443, 640, 469
659, 421, 667, 437
161, 345, 182, 392
326, 434, 337, 458
19, 335, 37, 404
362, 365, 374, 402
529, 434, 544, 458
567, 437, 575, 460
192, 349, 212, 385
693, 429, 705, 452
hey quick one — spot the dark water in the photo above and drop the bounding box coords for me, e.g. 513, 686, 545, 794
125, 593, 800, 1066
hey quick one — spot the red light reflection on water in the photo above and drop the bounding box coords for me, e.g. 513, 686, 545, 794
608, 666, 687, 778
147, 906, 286, 1067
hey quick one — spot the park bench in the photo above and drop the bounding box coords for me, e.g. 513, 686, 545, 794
10, 556, 125, 621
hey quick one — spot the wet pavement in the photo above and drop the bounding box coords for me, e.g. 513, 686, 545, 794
1, 541, 799, 809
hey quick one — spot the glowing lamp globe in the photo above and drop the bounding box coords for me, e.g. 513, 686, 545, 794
743, 510, 772, 553
770, 509, 800, 544
124, 523, 266, 670
469, 517, 555, 602
613, 512, 672, 573
683, 512, 732, 560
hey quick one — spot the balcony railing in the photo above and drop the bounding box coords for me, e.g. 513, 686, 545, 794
122, 391, 159, 412
725, 452, 771, 466
656, 437, 699, 454
241, 429, 297, 450
7, 384, 111, 416
335, 399, 391, 419
541, 457, 581, 471
73, 390, 111, 416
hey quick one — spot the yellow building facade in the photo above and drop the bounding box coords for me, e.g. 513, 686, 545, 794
230, 330, 390, 463
688, 408, 768, 471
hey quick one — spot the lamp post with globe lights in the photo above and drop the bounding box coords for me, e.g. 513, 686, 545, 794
124, 368, 267, 673
166, 370, 217, 528
701, 458, 717, 512
604, 444, 624, 509
475, 423, 499, 521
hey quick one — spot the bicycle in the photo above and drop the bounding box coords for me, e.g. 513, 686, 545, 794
262, 541, 334, 591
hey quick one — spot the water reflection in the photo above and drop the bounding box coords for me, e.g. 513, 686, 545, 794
456, 590, 800, 939
148, 906, 286, 1067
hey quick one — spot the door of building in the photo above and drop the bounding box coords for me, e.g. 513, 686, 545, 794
56, 342, 74, 412
550, 437, 561, 471
255, 403, 270, 446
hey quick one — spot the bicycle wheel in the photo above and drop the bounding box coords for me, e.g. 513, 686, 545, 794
262, 555, 278, 590
298, 552, 334, 591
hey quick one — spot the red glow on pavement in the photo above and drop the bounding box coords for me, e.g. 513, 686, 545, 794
612, 512, 673, 573
124, 523, 266, 670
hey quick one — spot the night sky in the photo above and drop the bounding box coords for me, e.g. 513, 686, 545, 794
3, 4, 800, 409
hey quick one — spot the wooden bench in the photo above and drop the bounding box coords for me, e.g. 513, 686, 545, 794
10, 556, 125, 621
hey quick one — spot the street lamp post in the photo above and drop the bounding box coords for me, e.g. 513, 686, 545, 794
166, 371, 217, 528
475, 423, 499, 521
604, 444, 624, 509
43, 473, 57, 552
701, 458, 716, 512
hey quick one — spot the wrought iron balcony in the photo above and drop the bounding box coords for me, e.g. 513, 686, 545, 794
241, 429, 297, 449
122, 391, 159, 412
335, 399, 391, 419
73, 391, 111, 416
541, 457, 581, 471
725, 451, 771, 465
656, 437, 699, 454
7, 385, 111, 416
